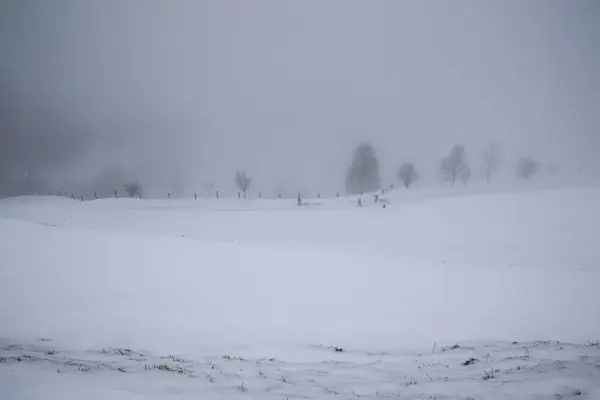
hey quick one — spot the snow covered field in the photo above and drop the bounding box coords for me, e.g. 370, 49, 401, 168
1, 186, 599, 399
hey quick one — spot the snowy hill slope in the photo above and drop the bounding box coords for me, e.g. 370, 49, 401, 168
1, 187, 599, 398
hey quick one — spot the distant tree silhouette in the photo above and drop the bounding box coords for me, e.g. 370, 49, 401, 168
345, 143, 381, 194
203, 182, 214, 198
124, 181, 142, 198
516, 157, 539, 179
483, 142, 501, 184
441, 145, 469, 186
460, 165, 471, 184
235, 171, 252, 198
397, 162, 418, 188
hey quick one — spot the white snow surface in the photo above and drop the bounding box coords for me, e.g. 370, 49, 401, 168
1, 186, 599, 399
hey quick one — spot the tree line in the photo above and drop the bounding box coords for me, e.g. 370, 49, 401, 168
90, 142, 544, 200
344, 141, 540, 195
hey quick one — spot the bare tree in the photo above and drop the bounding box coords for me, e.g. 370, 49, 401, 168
516, 157, 539, 179
124, 181, 142, 198
483, 142, 500, 184
235, 170, 252, 198
345, 142, 381, 194
441, 145, 469, 186
203, 182, 215, 197
460, 165, 471, 184
397, 162, 418, 188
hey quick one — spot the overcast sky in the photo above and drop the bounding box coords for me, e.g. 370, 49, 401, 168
1, 1, 599, 196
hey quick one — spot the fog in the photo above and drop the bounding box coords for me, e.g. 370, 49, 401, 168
1, 1, 599, 198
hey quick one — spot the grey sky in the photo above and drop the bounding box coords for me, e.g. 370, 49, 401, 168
1, 1, 599, 196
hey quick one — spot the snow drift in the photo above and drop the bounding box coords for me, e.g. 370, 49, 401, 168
1, 186, 599, 398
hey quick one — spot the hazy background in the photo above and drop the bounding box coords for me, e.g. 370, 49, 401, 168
1, 0, 599, 198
